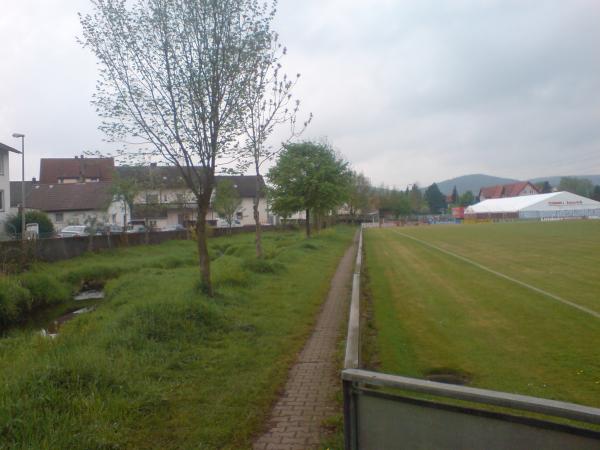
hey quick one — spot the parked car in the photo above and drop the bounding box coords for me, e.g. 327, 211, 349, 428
162, 224, 186, 232
58, 225, 89, 238
215, 219, 242, 228
126, 224, 147, 233
104, 224, 123, 234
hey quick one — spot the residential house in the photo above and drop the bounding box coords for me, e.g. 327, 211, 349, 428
479, 181, 539, 201
116, 165, 268, 228
25, 182, 127, 229
0, 142, 21, 234
25, 157, 267, 230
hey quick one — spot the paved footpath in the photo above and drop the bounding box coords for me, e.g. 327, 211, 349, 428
253, 235, 357, 450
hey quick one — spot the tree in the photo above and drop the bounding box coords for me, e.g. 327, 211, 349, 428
80, 0, 276, 295
268, 141, 351, 237
239, 25, 310, 258
593, 185, 600, 202
459, 190, 475, 206
110, 172, 139, 228
451, 186, 459, 205
424, 183, 446, 214
535, 181, 552, 194
5, 211, 54, 238
408, 184, 423, 214
347, 172, 372, 218
213, 179, 242, 231
558, 177, 594, 198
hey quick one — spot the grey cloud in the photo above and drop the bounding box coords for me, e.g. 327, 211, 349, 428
1, 0, 599, 186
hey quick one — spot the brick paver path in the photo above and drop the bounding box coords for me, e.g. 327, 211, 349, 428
253, 235, 357, 450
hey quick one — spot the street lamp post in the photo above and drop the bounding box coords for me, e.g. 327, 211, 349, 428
12, 133, 25, 240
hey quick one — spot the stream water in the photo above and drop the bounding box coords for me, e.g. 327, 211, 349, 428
39, 290, 105, 337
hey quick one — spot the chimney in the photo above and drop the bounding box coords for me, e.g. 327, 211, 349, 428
75, 155, 78, 159
150, 162, 157, 167
32, 177, 37, 183
80, 154, 84, 159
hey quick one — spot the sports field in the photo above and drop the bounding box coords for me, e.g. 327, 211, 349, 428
364, 220, 600, 408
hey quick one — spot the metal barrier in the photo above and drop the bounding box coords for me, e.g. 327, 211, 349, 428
342, 225, 600, 449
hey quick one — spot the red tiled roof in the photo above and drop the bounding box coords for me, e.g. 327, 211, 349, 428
503, 181, 538, 197
479, 185, 504, 199
27, 182, 113, 212
479, 181, 539, 199
39, 157, 114, 183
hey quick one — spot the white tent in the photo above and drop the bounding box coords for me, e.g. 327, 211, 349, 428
465, 191, 600, 220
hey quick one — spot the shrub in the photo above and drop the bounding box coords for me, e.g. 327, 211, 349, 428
211, 256, 249, 287
20, 273, 71, 308
4, 211, 55, 237
0, 279, 31, 327
62, 264, 126, 287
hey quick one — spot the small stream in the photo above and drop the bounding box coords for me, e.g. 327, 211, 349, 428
39, 290, 105, 337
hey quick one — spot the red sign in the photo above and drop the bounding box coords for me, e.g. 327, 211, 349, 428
452, 207, 465, 219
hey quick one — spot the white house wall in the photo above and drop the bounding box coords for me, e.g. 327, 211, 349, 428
47, 201, 127, 230
134, 187, 268, 227
0, 150, 11, 234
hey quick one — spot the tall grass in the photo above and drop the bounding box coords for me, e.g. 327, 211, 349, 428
0, 226, 355, 449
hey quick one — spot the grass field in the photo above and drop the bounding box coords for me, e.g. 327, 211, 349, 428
0, 227, 354, 449
364, 220, 600, 409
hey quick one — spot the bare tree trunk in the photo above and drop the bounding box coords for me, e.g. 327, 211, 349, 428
305, 208, 311, 238
253, 174, 263, 258
196, 200, 213, 296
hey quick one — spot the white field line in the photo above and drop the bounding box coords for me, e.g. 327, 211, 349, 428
395, 231, 600, 320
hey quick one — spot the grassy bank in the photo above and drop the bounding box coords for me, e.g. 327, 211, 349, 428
364, 222, 600, 409
0, 227, 355, 449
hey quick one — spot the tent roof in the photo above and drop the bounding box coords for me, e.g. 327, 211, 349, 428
465, 191, 600, 214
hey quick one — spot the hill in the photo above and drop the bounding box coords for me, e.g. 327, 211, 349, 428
530, 175, 600, 187
435, 174, 518, 195
433, 174, 600, 195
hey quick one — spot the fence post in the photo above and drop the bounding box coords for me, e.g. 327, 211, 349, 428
343, 378, 358, 450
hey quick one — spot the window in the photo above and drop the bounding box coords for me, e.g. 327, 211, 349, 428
0, 190, 3, 211
0, 155, 4, 176
236, 211, 243, 220
55, 212, 64, 223
146, 193, 159, 204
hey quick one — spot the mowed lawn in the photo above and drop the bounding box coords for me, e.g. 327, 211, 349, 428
0, 227, 354, 449
364, 221, 600, 408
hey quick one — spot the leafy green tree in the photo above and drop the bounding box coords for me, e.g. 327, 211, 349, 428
559, 177, 594, 197
347, 172, 372, 218
593, 185, 600, 202
268, 141, 351, 237
408, 184, 423, 213
213, 179, 242, 231
5, 211, 54, 238
459, 190, 475, 206
424, 183, 447, 214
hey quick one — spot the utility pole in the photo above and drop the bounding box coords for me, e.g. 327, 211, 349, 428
12, 133, 25, 240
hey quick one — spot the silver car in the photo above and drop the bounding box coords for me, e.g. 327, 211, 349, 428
58, 225, 89, 238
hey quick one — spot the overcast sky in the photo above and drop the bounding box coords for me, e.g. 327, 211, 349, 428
1, 0, 599, 187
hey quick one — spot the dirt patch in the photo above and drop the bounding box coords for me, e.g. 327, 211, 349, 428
425, 367, 472, 386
